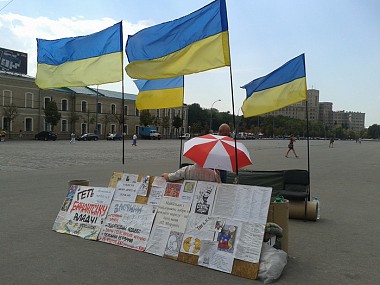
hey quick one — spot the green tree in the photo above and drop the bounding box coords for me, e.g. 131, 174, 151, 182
100, 113, 116, 138
140, 110, 155, 126
172, 115, 182, 137
161, 116, 170, 138
367, 124, 380, 139
44, 101, 61, 131
1, 103, 18, 138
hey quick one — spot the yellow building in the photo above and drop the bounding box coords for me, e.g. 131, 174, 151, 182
1, 72, 188, 139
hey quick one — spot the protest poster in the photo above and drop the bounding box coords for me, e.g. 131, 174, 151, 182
98, 202, 156, 251
52, 185, 78, 231
190, 181, 218, 215
56, 186, 115, 240
179, 180, 197, 203
138, 175, 150, 196
113, 181, 141, 203
164, 182, 182, 198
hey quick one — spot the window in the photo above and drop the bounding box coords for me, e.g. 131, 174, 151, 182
156, 110, 160, 118
61, 119, 68, 132
25, 118, 33, 131
25, 92, 33, 108
97, 124, 102, 135
61, 99, 68, 111
44, 97, 51, 109
135, 108, 139, 116
124, 105, 128, 116
111, 104, 116, 114
123, 125, 128, 135
97, 102, 102, 114
44, 121, 51, 131
111, 124, 116, 133
81, 101, 87, 112
81, 123, 87, 134
2, 90, 12, 105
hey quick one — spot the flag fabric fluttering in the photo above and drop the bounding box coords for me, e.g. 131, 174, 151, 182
133, 76, 184, 110
36, 22, 123, 89
125, 0, 230, 80
241, 54, 307, 118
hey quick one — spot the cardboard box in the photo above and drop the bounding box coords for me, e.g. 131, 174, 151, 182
267, 200, 289, 253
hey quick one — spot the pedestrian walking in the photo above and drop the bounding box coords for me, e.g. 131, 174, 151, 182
132, 133, 137, 146
285, 135, 298, 158
329, 137, 334, 148
70, 132, 76, 144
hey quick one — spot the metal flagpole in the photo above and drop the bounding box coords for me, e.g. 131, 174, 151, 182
178, 78, 185, 168
228, 64, 239, 182
121, 21, 125, 165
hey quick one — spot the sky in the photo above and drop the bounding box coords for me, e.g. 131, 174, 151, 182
1, 0, 379, 127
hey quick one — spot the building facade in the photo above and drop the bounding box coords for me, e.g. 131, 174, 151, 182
1, 72, 188, 139
263, 88, 365, 131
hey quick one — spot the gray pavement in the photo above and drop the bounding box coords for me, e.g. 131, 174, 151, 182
1, 138, 379, 284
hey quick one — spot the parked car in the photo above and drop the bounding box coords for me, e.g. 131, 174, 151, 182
106, 133, 123, 141
35, 131, 57, 141
178, 133, 191, 140
78, 133, 99, 141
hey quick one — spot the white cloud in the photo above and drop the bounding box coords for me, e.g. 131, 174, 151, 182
0, 13, 148, 77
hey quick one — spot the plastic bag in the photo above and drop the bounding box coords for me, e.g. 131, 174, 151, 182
258, 243, 287, 284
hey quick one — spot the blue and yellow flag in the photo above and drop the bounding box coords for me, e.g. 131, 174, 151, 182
133, 77, 184, 110
241, 54, 307, 117
36, 22, 123, 89
125, 0, 230, 80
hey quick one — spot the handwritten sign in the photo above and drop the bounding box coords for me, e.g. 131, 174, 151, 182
154, 197, 191, 233
98, 201, 156, 251
57, 186, 115, 240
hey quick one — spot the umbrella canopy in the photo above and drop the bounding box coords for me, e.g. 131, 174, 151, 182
183, 134, 252, 172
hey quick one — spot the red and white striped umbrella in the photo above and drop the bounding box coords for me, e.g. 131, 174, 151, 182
183, 134, 252, 172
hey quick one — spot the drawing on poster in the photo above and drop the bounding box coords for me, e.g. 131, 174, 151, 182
121, 173, 138, 183
164, 231, 184, 257
190, 182, 217, 215
179, 180, 197, 203
182, 236, 201, 255
139, 175, 150, 196
217, 224, 237, 254
164, 182, 182, 198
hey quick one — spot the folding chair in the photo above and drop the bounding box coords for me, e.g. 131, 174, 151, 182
279, 169, 310, 220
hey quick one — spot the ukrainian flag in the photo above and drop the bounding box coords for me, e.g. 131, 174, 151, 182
134, 77, 184, 110
241, 54, 307, 118
125, 0, 230, 80
36, 22, 123, 89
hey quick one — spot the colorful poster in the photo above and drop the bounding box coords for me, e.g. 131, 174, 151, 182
152, 176, 167, 188
154, 197, 191, 233
164, 182, 182, 198
179, 180, 197, 203
113, 181, 141, 202
98, 202, 156, 251
57, 186, 115, 240
190, 181, 218, 215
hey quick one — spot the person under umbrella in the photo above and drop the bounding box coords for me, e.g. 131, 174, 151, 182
162, 163, 221, 183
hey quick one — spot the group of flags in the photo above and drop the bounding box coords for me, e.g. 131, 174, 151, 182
35, 0, 306, 117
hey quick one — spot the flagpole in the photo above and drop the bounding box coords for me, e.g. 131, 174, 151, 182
228, 65, 239, 182
120, 21, 125, 165
178, 78, 186, 168
303, 54, 310, 199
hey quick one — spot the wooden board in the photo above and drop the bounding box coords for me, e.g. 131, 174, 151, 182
108, 172, 259, 280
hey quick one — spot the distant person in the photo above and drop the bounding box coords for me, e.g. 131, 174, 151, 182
329, 137, 335, 148
359, 137, 362, 144
285, 135, 298, 158
132, 133, 137, 146
218, 123, 231, 183
162, 164, 221, 183
70, 132, 76, 144
19, 129, 23, 139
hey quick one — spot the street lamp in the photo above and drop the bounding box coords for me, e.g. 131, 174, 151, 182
210, 99, 221, 133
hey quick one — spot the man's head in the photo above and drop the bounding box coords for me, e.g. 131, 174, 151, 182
218, 123, 231, 136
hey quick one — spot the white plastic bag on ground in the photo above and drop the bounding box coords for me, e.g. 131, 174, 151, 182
258, 243, 287, 284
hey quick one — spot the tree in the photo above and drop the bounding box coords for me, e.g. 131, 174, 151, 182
172, 115, 182, 137
368, 124, 380, 139
161, 116, 170, 138
44, 101, 61, 131
1, 103, 18, 138
140, 110, 155, 126
100, 113, 116, 138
